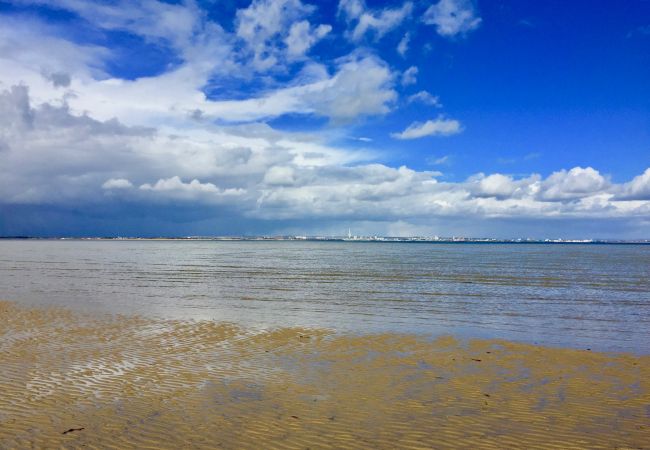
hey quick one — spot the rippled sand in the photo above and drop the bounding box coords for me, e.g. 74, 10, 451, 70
1, 301, 648, 449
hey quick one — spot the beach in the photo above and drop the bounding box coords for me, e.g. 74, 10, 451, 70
2, 0, 649, 446
2, 300, 648, 449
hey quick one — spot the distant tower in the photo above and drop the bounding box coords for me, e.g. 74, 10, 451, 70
348, 228, 352, 239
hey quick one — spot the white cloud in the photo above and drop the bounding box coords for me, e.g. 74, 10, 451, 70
391, 117, 462, 139
427, 155, 450, 166
289, 55, 397, 122
236, 0, 315, 70
397, 33, 410, 57
140, 176, 220, 193
423, 0, 482, 37
616, 168, 650, 200
2, 2, 649, 236
401, 66, 418, 86
538, 167, 609, 201
0, 15, 109, 89
263, 166, 296, 186
102, 178, 133, 190
233, 0, 332, 70
0, 2, 395, 129
138, 176, 246, 202
338, 0, 365, 20
250, 164, 650, 223
285, 21, 332, 58
338, 0, 412, 42
15, 0, 223, 65
1, 86, 649, 226
407, 91, 441, 106
0, 84, 364, 207
477, 174, 518, 198
470, 173, 540, 199
351, 2, 413, 41
178, 55, 394, 124
5, 44, 393, 127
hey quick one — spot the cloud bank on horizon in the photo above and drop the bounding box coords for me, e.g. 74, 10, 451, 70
0, 0, 649, 238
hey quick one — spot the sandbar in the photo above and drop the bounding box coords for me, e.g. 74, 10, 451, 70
1, 301, 648, 449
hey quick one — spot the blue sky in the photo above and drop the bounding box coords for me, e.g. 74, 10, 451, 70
0, 0, 649, 238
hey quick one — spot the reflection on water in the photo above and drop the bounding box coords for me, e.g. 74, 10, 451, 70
0, 240, 648, 352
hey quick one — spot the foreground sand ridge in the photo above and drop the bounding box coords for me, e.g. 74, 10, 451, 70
1, 301, 648, 449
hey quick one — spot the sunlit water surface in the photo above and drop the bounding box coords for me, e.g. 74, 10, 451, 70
0, 240, 648, 353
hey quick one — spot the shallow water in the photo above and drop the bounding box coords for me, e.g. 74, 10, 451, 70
0, 240, 648, 352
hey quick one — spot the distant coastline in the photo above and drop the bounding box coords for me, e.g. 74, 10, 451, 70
1, 236, 649, 244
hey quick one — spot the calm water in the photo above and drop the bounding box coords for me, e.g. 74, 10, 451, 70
1, 240, 648, 353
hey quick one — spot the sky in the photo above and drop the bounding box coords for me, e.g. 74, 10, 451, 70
0, 0, 649, 238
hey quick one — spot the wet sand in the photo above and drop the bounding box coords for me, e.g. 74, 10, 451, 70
1, 301, 648, 449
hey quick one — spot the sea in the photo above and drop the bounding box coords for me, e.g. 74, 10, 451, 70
0, 240, 648, 353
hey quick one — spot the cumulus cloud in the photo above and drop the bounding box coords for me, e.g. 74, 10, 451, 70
339, 0, 413, 42
338, 0, 365, 20
285, 21, 332, 58
251, 164, 650, 223
391, 117, 462, 139
157, 56, 394, 124
139, 176, 246, 202
407, 91, 441, 106
2, 84, 650, 230
6, 30, 392, 126
401, 66, 418, 86
236, 0, 332, 69
16, 0, 221, 64
476, 174, 521, 198
102, 178, 133, 190
140, 176, 220, 193
0, 1, 397, 130
538, 167, 610, 201
397, 33, 410, 56
614, 168, 650, 200
469, 173, 540, 200
263, 166, 297, 186
353, 2, 413, 41
0, 85, 353, 206
423, 0, 482, 37
1, 2, 649, 237
0, 14, 109, 92
290, 55, 397, 122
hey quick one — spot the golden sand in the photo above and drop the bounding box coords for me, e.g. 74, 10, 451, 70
0, 301, 648, 449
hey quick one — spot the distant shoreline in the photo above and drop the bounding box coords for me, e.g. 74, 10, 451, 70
1, 236, 649, 244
